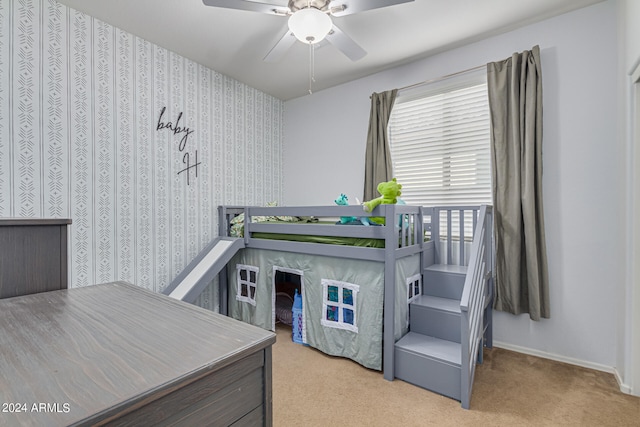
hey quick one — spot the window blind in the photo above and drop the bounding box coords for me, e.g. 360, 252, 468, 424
388, 76, 492, 208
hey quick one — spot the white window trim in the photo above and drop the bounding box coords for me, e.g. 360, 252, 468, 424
236, 264, 259, 306
321, 279, 359, 333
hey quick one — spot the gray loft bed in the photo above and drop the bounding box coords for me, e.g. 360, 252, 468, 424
216, 203, 494, 409
218, 204, 431, 377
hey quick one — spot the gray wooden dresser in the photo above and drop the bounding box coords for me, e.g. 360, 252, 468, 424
0, 218, 71, 299
0, 281, 276, 426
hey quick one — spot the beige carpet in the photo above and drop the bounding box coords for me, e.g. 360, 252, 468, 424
272, 325, 640, 426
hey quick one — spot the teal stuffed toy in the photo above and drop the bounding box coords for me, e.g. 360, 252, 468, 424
362, 178, 403, 225
335, 193, 374, 226
335, 193, 358, 224
335, 193, 349, 206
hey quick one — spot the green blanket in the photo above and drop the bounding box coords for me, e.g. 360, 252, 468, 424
251, 230, 384, 248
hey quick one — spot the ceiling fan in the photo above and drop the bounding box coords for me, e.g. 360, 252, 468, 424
202, 0, 414, 62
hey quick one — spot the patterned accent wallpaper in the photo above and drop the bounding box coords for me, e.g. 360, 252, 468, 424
0, 0, 283, 310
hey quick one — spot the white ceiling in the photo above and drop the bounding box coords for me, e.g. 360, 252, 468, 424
54, 0, 603, 101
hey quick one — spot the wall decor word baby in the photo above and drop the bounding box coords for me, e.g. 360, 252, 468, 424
156, 106, 201, 185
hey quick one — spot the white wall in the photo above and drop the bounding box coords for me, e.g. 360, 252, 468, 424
0, 1, 284, 310
283, 1, 622, 369
623, 0, 640, 69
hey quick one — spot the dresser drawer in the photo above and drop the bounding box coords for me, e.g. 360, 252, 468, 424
103, 351, 266, 426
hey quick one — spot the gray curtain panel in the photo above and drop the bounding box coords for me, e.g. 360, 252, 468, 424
487, 45, 550, 320
363, 89, 398, 201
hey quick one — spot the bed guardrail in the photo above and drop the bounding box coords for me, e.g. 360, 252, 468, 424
459, 205, 493, 409
219, 204, 424, 254
430, 205, 483, 266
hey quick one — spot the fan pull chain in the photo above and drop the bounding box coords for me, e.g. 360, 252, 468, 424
308, 41, 316, 95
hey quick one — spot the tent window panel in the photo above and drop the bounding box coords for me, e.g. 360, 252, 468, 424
236, 264, 259, 306
321, 279, 359, 333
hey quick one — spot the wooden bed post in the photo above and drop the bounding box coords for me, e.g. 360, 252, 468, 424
218, 205, 229, 315
383, 204, 396, 381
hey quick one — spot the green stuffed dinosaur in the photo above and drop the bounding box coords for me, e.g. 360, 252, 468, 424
362, 178, 402, 225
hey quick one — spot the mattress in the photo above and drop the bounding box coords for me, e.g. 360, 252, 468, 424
251, 230, 385, 248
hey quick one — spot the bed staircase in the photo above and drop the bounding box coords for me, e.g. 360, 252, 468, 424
394, 205, 494, 409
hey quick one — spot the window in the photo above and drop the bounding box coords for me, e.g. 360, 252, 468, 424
236, 264, 259, 305
321, 279, 359, 333
406, 273, 422, 328
388, 70, 492, 209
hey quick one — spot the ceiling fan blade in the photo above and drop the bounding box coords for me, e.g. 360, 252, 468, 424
325, 24, 366, 61
202, 0, 289, 15
263, 30, 297, 62
329, 0, 414, 17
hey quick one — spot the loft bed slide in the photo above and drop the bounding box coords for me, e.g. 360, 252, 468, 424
163, 236, 245, 303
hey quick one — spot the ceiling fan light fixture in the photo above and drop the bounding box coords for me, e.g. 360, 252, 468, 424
288, 7, 332, 44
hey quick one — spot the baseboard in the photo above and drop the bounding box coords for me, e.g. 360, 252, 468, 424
492, 340, 614, 374
492, 342, 639, 396
614, 368, 633, 395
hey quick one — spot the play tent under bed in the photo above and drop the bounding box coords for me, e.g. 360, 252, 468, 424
218, 204, 431, 374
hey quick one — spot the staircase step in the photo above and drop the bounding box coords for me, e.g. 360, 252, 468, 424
413, 294, 461, 313
410, 295, 461, 343
395, 332, 461, 366
426, 263, 468, 275
423, 264, 467, 300
395, 332, 461, 400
